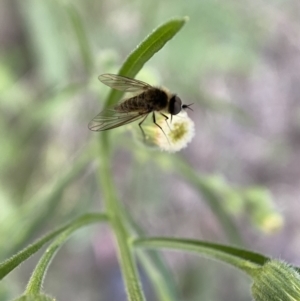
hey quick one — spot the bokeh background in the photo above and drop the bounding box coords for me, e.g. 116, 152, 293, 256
1, 0, 300, 300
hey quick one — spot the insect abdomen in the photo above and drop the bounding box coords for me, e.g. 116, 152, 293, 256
116, 88, 168, 113
118, 96, 147, 112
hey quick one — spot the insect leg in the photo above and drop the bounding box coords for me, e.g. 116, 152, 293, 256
160, 112, 171, 130
152, 112, 170, 145
138, 113, 149, 141
160, 113, 169, 121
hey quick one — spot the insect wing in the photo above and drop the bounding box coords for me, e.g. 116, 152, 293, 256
88, 107, 147, 131
98, 74, 152, 93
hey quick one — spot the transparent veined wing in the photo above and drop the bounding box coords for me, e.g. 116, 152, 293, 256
98, 74, 152, 92
88, 107, 148, 131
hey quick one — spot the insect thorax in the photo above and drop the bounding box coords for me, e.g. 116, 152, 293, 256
116, 88, 168, 113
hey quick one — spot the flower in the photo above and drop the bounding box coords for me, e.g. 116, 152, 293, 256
153, 111, 195, 152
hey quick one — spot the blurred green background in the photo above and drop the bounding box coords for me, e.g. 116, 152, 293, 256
1, 0, 300, 300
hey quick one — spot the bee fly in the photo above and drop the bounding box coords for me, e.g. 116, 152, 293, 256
88, 74, 193, 139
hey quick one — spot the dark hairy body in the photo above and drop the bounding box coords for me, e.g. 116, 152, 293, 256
115, 88, 169, 114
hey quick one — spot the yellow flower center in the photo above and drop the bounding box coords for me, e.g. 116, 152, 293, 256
169, 122, 188, 142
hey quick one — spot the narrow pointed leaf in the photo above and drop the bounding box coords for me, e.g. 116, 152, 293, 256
0, 213, 108, 280
105, 17, 188, 108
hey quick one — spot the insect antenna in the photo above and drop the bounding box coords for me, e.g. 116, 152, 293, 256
182, 103, 194, 111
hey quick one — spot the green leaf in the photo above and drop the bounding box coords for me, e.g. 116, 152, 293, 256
104, 17, 189, 108
0, 213, 108, 280
134, 237, 269, 275
25, 213, 107, 294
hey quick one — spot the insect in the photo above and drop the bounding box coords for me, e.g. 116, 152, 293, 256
88, 74, 193, 139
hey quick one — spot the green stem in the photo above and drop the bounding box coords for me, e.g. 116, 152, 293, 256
97, 140, 145, 301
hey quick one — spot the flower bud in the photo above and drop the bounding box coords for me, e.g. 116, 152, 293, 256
251, 260, 300, 301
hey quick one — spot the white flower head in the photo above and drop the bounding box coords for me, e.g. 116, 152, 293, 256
153, 111, 195, 153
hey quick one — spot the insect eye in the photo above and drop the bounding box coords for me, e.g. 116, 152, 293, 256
169, 95, 182, 115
